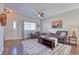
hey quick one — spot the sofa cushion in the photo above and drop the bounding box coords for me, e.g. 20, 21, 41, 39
60, 32, 66, 37
56, 31, 68, 35
49, 37, 58, 46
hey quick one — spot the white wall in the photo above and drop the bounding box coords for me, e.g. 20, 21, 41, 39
5, 12, 41, 40
42, 8, 79, 43
5, 13, 22, 40
0, 26, 4, 54
0, 3, 4, 54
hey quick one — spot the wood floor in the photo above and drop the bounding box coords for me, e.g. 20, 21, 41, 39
22, 39, 71, 55
70, 45, 79, 55
2, 40, 23, 55
2, 39, 79, 55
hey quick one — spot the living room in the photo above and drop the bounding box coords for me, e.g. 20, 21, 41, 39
0, 3, 79, 55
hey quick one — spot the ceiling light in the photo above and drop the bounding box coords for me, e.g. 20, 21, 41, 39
37, 14, 41, 17
4, 8, 12, 14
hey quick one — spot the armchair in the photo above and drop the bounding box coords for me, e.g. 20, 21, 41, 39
49, 31, 68, 44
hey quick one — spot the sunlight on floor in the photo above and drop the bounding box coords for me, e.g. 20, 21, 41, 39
12, 47, 17, 55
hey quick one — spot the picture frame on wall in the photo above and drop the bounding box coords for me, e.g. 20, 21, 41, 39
51, 20, 62, 28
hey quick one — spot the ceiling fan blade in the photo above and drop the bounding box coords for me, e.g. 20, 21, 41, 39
40, 13, 44, 17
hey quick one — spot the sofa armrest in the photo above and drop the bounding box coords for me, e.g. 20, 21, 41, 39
49, 33, 57, 37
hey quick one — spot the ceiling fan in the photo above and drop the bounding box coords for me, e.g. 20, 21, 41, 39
36, 10, 48, 17
36, 12, 44, 17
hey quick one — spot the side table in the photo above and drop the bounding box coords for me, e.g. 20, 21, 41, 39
68, 36, 77, 47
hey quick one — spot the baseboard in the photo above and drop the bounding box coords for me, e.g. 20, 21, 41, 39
0, 47, 4, 55
5, 37, 23, 40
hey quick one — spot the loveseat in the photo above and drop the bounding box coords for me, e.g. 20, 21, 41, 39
49, 31, 68, 44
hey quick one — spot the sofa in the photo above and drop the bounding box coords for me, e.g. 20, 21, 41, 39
30, 31, 41, 39
49, 31, 68, 44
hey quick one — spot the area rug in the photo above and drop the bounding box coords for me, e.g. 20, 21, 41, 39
22, 39, 71, 55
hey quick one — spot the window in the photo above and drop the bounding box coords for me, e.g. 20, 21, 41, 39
24, 22, 36, 30
13, 21, 16, 30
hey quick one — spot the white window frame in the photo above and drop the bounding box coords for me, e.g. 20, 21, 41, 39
24, 22, 36, 31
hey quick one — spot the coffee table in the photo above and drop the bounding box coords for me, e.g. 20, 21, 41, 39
38, 36, 55, 50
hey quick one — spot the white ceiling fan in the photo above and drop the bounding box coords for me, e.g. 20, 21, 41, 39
36, 10, 48, 17
36, 12, 44, 17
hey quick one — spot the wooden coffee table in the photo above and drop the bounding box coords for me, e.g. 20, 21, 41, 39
38, 37, 55, 50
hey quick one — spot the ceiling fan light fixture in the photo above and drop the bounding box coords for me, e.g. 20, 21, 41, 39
40, 13, 44, 17
36, 12, 44, 17
37, 14, 41, 17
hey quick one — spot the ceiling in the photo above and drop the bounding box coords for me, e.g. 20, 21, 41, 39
4, 3, 79, 19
